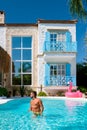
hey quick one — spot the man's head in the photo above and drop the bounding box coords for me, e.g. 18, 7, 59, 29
30, 91, 37, 98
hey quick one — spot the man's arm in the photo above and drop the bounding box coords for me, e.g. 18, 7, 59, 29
39, 99, 44, 113
29, 101, 32, 111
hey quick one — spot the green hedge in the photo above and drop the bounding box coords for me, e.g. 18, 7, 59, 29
0, 87, 8, 97
38, 91, 47, 96
77, 86, 87, 93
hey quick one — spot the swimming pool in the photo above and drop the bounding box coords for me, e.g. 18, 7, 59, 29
0, 98, 87, 130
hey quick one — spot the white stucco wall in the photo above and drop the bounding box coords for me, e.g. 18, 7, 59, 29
38, 56, 45, 86
70, 57, 76, 76
0, 27, 6, 50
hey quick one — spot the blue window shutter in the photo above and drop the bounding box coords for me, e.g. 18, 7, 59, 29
44, 63, 50, 86
45, 32, 50, 51
66, 63, 71, 76
66, 31, 71, 42
45, 32, 50, 41
66, 31, 71, 51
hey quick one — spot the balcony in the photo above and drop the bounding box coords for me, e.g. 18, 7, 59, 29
43, 41, 77, 52
44, 76, 76, 86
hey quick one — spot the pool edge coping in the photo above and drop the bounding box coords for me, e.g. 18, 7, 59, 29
0, 96, 87, 104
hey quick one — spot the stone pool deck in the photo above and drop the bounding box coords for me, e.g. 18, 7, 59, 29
0, 97, 13, 104
0, 96, 87, 104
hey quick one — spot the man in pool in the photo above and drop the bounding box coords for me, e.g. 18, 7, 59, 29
29, 91, 44, 116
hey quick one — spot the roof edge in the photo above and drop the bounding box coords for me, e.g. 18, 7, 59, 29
0, 20, 78, 27
38, 19, 78, 24
0, 23, 38, 27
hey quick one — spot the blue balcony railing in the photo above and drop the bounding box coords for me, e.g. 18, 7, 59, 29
44, 76, 76, 86
43, 41, 77, 52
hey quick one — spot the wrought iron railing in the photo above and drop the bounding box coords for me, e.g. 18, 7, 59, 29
44, 76, 76, 86
43, 41, 77, 52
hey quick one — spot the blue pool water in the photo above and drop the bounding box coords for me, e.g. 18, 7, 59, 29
0, 98, 87, 130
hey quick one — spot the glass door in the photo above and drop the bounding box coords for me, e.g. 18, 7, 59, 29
50, 33, 57, 51
50, 64, 66, 85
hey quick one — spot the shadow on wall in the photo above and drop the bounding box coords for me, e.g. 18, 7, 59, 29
0, 46, 11, 87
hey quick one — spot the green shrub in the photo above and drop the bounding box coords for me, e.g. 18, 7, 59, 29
12, 86, 20, 96
56, 91, 65, 96
38, 91, 47, 96
20, 86, 25, 97
0, 87, 8, 97
77, 86, 87, 93
20, 87, 33, 97
12, 86, 33, 97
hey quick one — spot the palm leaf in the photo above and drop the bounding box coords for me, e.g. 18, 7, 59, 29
69, 0, 87, 19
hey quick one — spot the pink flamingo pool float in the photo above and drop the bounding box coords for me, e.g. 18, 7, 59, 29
65, 82, 83, 98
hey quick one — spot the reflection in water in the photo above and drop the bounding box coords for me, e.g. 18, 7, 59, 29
65, 100, 85, 107
65, 100, 85, 114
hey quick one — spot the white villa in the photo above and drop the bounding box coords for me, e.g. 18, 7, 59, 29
0, 11, 77, 94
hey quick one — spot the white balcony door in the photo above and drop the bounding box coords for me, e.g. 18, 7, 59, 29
50, 32, 66, 42
50, 64, 66, 85
50, 32, 66, 51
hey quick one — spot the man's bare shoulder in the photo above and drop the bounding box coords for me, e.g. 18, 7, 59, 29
30, 98, 42, 103
35, 98, 42, 103
30, 98, 41, 102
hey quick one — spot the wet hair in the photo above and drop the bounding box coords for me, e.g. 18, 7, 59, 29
31, 91, 37, 97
